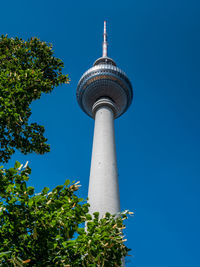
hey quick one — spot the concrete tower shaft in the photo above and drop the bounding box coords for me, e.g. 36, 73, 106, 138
88, 98, 120, 216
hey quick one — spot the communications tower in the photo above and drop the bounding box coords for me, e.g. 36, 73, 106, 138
77, 21, 133, 217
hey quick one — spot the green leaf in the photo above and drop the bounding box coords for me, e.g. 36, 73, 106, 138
86, 214, 92, 220
28, 197, 34, 207
21, 182, 27, 192
8, 168, 17, 175
14, 161, 21, 169
27, 186, 34, 195
6, 184, 14, 193
42, 187, 49, 194
93, 212, 99, 220
64, 179, 70, 186
53, 185, 63, 192
77, 228, 85, 235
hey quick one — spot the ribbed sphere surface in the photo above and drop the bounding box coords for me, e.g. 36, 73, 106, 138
76, 57, 133, 118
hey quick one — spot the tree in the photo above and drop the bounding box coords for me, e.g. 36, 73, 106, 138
0, 35, 69, 163
0, 36, 131, 266
0, 162, 131, 266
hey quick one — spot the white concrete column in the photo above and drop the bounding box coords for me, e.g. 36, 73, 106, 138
88, 98, 120, 217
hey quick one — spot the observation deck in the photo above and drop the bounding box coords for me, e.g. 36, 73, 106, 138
76, 56, 133, 118
76, 22, 133, 119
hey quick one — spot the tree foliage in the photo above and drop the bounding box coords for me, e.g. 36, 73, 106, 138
0, 162, 131, 266
0, 35, 69, 163
0, 35, 132, 266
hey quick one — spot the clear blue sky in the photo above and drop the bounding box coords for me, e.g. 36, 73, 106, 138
2, 0, 200, 266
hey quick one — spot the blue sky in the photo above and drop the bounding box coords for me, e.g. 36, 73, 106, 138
1, 0, 200, 266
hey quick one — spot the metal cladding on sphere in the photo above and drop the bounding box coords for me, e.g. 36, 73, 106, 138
77, 58, 133, 118
76, 22, 133, 119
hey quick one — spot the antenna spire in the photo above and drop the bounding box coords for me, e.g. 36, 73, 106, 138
103, 21, 107, 57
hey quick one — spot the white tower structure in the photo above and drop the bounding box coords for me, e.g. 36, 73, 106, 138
77, 22, 133, 218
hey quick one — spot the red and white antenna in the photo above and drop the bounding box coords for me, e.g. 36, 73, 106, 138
103, 20, 108, 57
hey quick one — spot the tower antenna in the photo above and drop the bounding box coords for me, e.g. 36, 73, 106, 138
103, 20, 107, 57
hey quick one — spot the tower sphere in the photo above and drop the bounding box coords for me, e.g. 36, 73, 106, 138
76, 22, 133, 119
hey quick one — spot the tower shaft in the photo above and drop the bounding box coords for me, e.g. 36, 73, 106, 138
88, 99, 120, 217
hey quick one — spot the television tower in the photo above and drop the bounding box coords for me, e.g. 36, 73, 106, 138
77, 21, 133, 218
